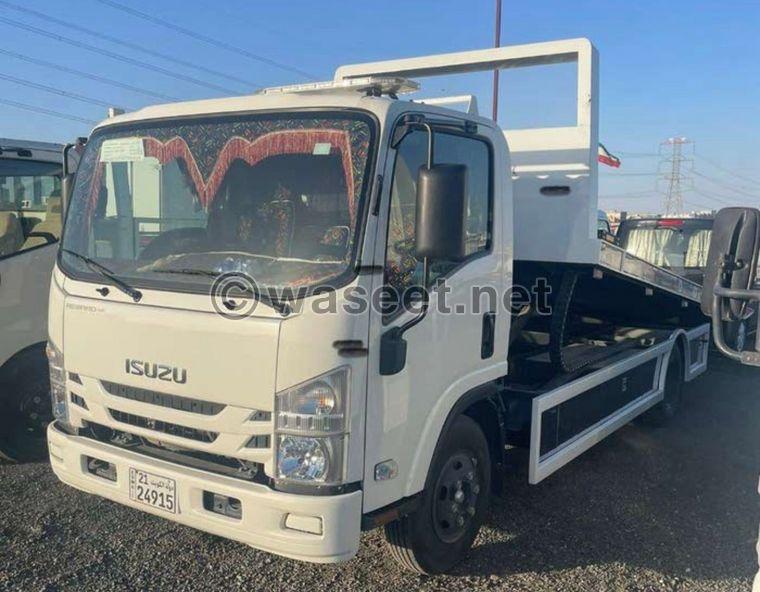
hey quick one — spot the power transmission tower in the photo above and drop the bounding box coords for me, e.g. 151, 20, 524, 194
659, 137, 694, 215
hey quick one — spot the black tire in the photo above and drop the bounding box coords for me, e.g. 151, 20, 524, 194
384, 415, 491, 574
640, 344, 684, 427
0, 348, 51, 462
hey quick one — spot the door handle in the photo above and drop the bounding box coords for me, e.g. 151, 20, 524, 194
481, 312, 496, 359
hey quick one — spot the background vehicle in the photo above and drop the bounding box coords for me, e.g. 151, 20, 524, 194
617, 216, 714, 284
0, 139, 65, 460
597, 209, 613, 239
46, 39, 710, 573
615, 214, 757, 346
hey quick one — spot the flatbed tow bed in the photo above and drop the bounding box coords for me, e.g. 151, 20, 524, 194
503, 239, 708, 484
599, 239, 703, 302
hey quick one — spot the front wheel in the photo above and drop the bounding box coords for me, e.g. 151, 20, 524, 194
0, 349, 52, 462
384, 415, 491, 574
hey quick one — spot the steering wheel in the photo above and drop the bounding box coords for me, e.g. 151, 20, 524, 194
138, 227, 207, 261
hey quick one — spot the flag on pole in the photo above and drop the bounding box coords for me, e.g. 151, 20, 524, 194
598, 143, 621, 168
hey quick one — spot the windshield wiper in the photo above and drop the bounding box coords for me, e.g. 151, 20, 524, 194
251, 290, 291, 316
152, 268, 291, 315
225, 282, 292, 316
152, 268, 221, 277
61, 249, 143, 302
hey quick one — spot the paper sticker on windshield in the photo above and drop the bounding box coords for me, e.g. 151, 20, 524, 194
100, 137, 145, 162
313, 142, 332, 156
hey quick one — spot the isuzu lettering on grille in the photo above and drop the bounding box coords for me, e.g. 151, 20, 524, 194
125, 360, 187, 384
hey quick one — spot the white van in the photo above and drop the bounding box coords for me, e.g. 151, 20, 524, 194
0, 139, 65, 460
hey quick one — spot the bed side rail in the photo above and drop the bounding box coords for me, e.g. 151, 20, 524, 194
529, 326, 708, 484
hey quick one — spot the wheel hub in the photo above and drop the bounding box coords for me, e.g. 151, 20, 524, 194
432, 453, 481, 543
17, 383, 52, 435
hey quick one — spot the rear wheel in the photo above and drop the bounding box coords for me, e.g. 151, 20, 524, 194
640, 344, 684, 426
384, 415, 491, 574
0, 349, 51, 462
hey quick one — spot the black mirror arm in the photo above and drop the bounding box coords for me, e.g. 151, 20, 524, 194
422, 122, 434, 169
711, 284, 760, 365
380, 269, 432, 376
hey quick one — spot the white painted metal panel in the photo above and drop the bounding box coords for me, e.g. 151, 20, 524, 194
683, 324, 710, 381
528, 335, 675, 485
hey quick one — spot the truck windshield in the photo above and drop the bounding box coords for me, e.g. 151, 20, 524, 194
61, 112, 376, 294
619, 220, 713, 270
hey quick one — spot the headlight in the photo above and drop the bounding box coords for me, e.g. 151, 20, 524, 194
276, 435, 345, 483
275, 367, 349, 485
46, 341, 69, 426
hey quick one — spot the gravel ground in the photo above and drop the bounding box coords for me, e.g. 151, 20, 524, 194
1, 356, 758, 592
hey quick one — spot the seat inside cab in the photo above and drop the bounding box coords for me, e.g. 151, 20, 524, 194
22, 194, 63, 250
0, 211, 24, 257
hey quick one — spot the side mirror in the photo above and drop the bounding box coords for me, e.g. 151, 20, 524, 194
701, 207, 760, 365
414, 164, 467, 264
702, 207, 760, 317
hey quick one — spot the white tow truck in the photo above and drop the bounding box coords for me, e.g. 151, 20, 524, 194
0, 139, 72, 460
47, 39, 711, 573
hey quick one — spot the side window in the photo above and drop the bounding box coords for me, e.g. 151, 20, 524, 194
0, 161, 63, 258
384, 128, 492, 298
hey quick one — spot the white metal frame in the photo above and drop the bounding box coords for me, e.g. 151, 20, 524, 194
336, 38, 601, 265
528, 324, 709, 484
335, 38, 597, 171
412, 95, 480, 116
335, 38, 594, 129
683, 323, 710, 381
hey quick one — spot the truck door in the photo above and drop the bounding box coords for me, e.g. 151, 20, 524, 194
0, 159, 63, 370
363, 117, 511, 512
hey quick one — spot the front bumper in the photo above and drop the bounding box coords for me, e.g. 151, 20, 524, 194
47, 423, 362, 563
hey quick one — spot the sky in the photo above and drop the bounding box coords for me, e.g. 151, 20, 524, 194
1, 0, 759, 214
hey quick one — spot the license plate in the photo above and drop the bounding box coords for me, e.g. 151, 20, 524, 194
129, 468, 178, 514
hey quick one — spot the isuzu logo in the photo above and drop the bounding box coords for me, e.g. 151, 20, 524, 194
125, 359, 187, 384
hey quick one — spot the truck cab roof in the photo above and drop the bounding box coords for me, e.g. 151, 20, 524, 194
95, 82, 499, 137
0, 138, 62, 164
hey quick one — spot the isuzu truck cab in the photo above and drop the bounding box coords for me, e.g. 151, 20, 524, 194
47, 39, 711, 573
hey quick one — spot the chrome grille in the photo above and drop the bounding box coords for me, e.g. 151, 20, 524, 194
83, 422, 266, 483
245, 435, 271, 449
108, 409, 219, 443
102, 381, 225, 416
